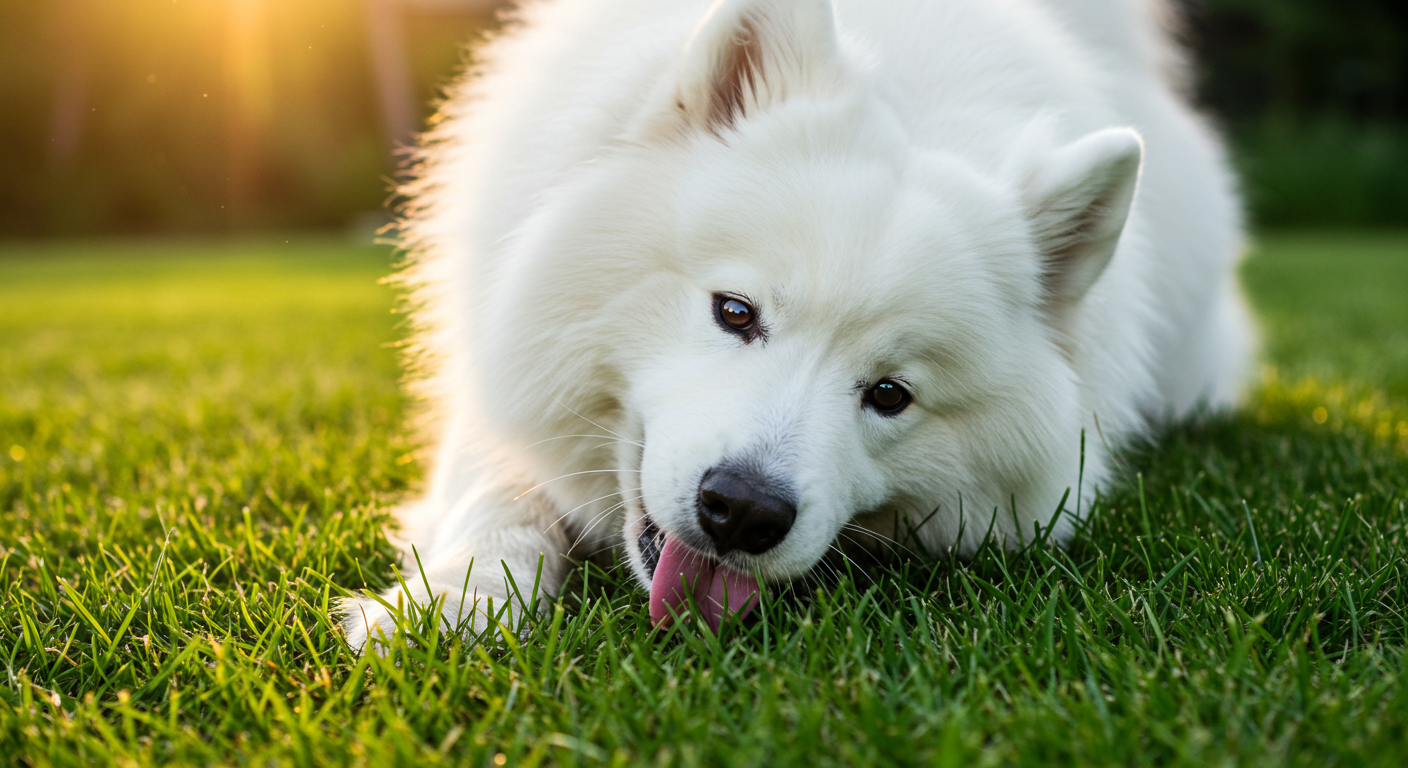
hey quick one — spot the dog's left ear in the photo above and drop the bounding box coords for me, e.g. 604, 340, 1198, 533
1023, 127, 1144, 312
656, 0, 846, 137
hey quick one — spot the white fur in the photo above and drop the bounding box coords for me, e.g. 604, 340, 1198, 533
340, 0, 1254, 651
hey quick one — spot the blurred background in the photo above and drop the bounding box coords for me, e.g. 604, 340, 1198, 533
1, 0, 1405, 238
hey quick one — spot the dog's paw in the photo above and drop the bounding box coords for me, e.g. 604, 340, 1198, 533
338, 593, 403, 655
337, 580, 527, 655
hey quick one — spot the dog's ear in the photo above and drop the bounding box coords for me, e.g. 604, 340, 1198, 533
1024, 127, 1144, 312
667, 0, 845, 135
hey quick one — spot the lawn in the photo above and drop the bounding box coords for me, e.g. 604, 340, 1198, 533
2, 232, 1406, 767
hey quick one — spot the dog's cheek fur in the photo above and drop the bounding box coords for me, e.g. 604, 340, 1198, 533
880, 376, 1091, 556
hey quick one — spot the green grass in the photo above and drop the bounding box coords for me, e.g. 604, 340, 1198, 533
2, 232, 1406, 767
1243, 231, 1408, 399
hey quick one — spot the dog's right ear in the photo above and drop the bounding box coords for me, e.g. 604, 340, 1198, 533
1023, 127, 1144, 315
642, 0, 847, 139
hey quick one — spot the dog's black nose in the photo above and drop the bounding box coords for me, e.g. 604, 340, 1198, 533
697, 467, 796, 555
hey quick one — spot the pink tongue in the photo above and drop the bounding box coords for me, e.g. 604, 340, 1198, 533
649, 536, 760, 631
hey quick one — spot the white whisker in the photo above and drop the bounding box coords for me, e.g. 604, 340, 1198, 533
543, 487, 642, 534
827, 536, 867, 574
512, 469, 642, 501
816, 549, 845, 587
570, 495, 641, 551
552, 397, 643, 448
842, 522, 921, 560
521, 433, 640, 451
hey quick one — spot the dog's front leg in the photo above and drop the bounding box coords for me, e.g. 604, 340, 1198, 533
339, 481, 572, 653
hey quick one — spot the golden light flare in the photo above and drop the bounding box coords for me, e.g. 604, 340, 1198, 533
27, 0, 498, 230
223, 0, 274, 223
225, 0, 275, 133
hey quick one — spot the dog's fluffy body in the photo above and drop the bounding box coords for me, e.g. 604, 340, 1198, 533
343, 0, 1253, 648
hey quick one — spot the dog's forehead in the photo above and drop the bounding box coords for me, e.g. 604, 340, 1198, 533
678, 151, 1033, 331
678, 117, 1029, 261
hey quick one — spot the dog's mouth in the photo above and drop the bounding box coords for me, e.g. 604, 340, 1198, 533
637, 514, 761, 631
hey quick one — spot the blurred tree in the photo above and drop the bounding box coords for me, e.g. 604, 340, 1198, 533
1187, 0, 1408, 225
47, 0, 90, 169
1189, 0, 1407, 122
0, 0, 1402, 235
0, 0, 494, 236
367, 0, 502, 151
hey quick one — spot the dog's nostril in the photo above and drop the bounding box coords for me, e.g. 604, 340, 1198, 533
696, 467, 796, 556
700, 490, 730, 522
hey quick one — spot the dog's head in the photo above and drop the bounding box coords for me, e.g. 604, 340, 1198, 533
493, 0, 1144, 627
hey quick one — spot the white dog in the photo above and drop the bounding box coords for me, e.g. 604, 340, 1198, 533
341, 0, 1253, 649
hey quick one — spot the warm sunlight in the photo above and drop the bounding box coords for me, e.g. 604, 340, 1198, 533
25, 0, 500, 232
225, 0, 275, 223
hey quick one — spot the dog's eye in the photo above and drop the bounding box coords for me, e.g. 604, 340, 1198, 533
865, 379, 911, 416
718, 297, 753, 328
714, 294, 761, 341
